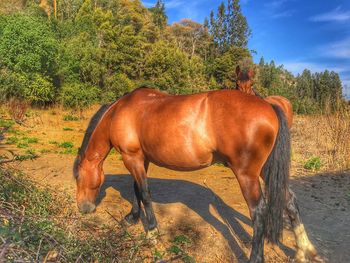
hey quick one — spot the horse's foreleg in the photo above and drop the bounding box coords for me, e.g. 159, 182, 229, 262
286, 189, 322, 263
124, 181, 142, 224
123, 156, 157, 232
235, 173, 266, 263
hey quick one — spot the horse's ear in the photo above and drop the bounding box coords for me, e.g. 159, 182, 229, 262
236, 65, 241, 77
248, 68, 255, 79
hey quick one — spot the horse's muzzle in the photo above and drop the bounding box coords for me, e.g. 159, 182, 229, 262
78, 201, 96, 214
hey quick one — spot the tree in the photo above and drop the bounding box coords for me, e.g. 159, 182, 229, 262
208, 0, 250, 55
149, 0, 167, 30
168, 19, 210, 59
226, 0, 251, 47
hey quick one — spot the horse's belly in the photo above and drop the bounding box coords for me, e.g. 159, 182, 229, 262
141, 137, 214, 171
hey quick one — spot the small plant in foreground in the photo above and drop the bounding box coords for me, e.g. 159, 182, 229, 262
0, 119, 15, 129
6, 136, 19, 144
16, 142, 29, 149
304, 156, 322, 171
40, 149, 51, 153
14, 153, 37, 161
63, 115, 79, 121
59, 141, 74, 149
22, 137, 39, 144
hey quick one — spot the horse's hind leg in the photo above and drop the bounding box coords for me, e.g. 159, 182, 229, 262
234, 171, 266, 263
286, 188, 322, 262
123, 156, 157, 232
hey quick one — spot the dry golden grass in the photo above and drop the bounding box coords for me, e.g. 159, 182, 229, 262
292, 107, 350, 172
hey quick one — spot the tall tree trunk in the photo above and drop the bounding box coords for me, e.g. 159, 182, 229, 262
39, 0, 51, 18
54, 0, 57, 19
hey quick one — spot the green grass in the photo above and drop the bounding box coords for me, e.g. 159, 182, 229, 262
39, 149, 51, 154
152, 234, 194, 262
63, 127, 74, 131
304, 156, 322, 171
6, 136, 19, 144
59, 148, 78, 155
16, 142, 29, 149
63, 115, 79, 121
0, 119, 15, 129
0, 167, 184, 262
11, 150, 38, 161
59, 141, 74, 149
22, 137, 39, 144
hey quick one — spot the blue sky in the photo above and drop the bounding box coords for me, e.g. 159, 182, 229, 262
142, 0, 350, 98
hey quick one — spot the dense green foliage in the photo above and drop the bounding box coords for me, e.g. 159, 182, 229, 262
0, 0, 345, 112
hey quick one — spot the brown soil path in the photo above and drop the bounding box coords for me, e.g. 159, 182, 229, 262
15, 152, 349, 262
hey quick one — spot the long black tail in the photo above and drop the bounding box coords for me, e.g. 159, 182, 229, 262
262, 104, 291, 243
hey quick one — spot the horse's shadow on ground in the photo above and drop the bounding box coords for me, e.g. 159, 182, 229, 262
97, 174, 294, 262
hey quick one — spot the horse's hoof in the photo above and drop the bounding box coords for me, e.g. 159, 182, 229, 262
294, 249, 325, 263
124, 213, 139, 225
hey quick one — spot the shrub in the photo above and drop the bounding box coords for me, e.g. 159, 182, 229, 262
101, 73, 134, 103
24, 74, 56, 104
0, 15, 57, 75
143, 41, 190, 93
304, 156, 322, 171
7, 99, 29, 124
63, 115, 79, 121
60, 82, 99, 109
59, 141, 74, 149
0, 71, 56, 105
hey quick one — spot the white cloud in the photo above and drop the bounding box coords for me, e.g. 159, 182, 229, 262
263, 0, 294, 19
280, 61, 346, 75
321, 37, 350, 59
166, 0, 186, 9
310, 6, 350, 22
271, 10, 293, 18
264, 0, 288, 9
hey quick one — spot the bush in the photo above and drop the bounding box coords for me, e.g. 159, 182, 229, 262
60, 82, 99, 109
143, 41, 190, 93
24, 74, 56, 104
304, 156, 322, 171
101, 73, 134, 103
0, 15, 57, 75
0, 69, 28, 101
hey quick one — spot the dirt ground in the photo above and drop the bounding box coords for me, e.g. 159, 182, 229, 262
1, 108, 349, 262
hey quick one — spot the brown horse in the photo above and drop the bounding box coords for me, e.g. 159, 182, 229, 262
235, 66, 293, 128
74, 87, 319, 262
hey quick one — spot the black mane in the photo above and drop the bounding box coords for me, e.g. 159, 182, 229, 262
77, 104, 111, 157
73, 104, 111, 179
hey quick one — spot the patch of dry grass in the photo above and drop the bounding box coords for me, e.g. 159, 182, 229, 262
292, 106, 350, 171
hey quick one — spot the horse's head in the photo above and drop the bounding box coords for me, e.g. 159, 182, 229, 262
73, 154, 104, 214
235, 65, 255, 95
